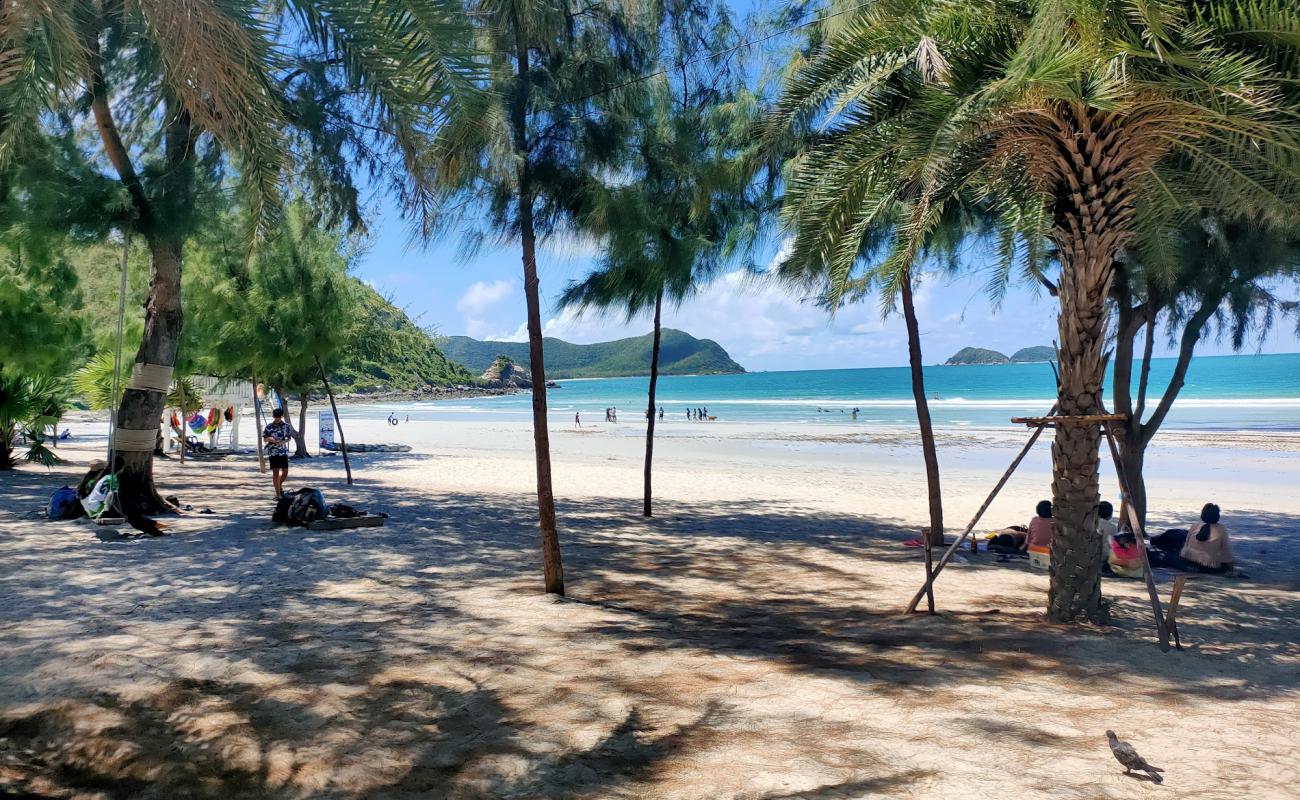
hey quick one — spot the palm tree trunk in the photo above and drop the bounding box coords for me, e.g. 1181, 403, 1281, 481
510, 17, 563, 595
900, 271, 943, 546
1046, 108, 1136, 624
643, 289, 664, 518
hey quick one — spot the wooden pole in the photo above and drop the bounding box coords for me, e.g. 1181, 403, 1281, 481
315, 355, 352, 485
1165, 575, 1187, 650
905, 403, 1058, 613
1102, 422, 1170, 651
251, 375, 267, 474
923, 529, 936, 615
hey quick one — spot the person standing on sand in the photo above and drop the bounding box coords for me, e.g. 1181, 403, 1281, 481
263, 408, 293, 499
575, 411, 581, 428
659, 407, 664, 420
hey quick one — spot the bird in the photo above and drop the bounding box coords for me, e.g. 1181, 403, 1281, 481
1107, 730, 1165, 784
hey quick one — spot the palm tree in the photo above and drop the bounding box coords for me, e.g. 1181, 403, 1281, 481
768, 0, 1300, 621
429, 0, 655, 594
1, 0, 476, 513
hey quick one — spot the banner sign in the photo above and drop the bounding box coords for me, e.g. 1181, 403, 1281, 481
318, 411, 335, 452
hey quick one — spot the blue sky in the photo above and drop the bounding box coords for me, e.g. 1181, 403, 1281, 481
348, 0, 1300, 373
351, 201, 1300, 372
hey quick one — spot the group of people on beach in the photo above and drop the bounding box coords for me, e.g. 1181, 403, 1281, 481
999, 499, 1239, 577
686, 407, 710, 421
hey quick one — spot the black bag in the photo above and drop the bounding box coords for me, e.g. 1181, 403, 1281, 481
287, 488, 327, 527
329, 503, 360, 519
272, 496, 293, 524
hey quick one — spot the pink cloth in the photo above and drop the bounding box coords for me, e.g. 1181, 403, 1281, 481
1026, 516, 1054, 549
1109, 539, 1142, 568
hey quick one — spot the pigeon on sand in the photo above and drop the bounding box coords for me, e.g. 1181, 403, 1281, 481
1107, 730, 1165, 784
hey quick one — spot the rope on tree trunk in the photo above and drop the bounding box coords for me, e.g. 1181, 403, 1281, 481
130, 363, 174, 393
112, 427, 159, 452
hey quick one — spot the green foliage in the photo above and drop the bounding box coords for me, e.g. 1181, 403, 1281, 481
426, 0, 656, 247
72, 352, 129, 412
439, 329, 743, 379
765, 0, 1300, 307
0, 225, 88, 378
329, 281, 473, 393
0, 373, 67, 469
167, 376, 205, 416
185, 202, 359, 393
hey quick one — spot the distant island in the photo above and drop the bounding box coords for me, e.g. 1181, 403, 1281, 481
440, 329, 745, 379
944, 345, 1055, 366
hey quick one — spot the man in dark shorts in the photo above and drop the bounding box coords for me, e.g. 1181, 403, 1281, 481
263, 408, 293, 499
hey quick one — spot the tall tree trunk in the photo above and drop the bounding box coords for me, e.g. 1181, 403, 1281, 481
88, 26, 194, 515
1046, 110, 1134, 624
0, 425, 14, 470
900, 271, 944, 546
510, 18, 563, 595
113, 237, 184, 515
1122, 298, 1215, 527
294, 394, 310, 457
643, 290, 664, 518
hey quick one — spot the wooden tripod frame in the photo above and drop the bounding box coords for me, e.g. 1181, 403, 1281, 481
905, 409, 1175, 652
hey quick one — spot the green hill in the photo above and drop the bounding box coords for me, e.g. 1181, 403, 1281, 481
1010, 345, 1055, 363
944, 347, 1010, 366
330, 280, 474, 392
439, 329, 745, 379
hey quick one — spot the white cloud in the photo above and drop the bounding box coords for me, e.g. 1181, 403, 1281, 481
485, 322, 530, 343
457, 279, 517, 316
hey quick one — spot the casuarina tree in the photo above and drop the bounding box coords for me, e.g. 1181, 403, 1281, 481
766, 0, 1300, 621
429, 0, 656, 594
559, 0, 759, 518
1, 0, 476, 513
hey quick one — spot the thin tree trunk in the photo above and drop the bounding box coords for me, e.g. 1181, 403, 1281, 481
252, 375, 266, 474
294, 394, 310, 457
178, 409, 185, 465
900, 271, 944, 547
315, 355, 352, 485
510, 16, 563, 595
1123, 298, 1215, 527
644, 290, 664, 518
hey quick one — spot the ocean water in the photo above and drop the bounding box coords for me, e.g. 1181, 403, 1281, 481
353, 352, 1300, 430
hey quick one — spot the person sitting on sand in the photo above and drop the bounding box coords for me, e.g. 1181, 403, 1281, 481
1023, 500, 1054, 569
1179, 503, 1236, 574
1097, 500, 1118, 554
1107, 531, 1144, 578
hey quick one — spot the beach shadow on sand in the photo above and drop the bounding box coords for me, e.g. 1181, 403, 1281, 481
2, 462, 1298, 798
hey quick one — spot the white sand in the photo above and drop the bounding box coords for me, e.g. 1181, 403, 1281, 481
2, 413, 1298, 799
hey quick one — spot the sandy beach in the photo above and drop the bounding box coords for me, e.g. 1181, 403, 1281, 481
2, 412, 1298, 799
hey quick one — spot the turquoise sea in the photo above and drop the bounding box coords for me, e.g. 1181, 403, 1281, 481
356, 352, 1300, 431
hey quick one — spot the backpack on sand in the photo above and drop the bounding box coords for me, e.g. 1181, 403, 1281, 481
48, 487, 84, 520
287, 488, 327, 527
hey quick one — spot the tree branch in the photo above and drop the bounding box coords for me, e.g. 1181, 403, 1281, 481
1141, 296, 1215, 445
1134, 307, 1156, 424
84, 22, 152, 230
